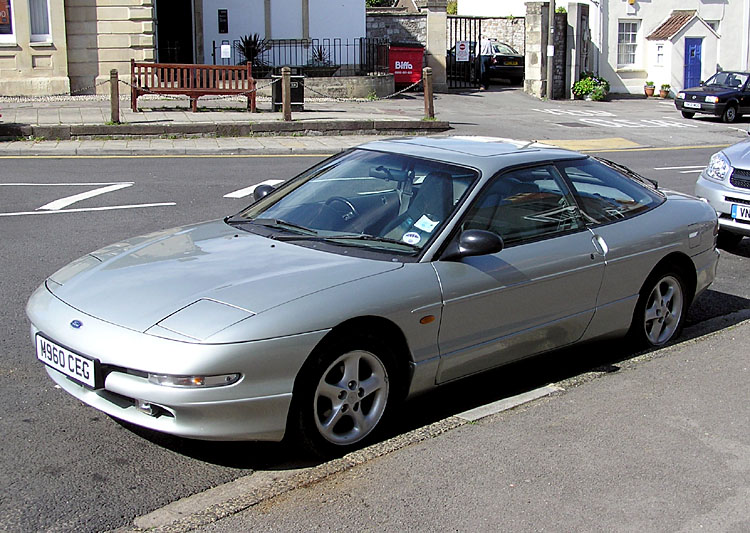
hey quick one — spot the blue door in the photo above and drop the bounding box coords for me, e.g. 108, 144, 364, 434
684, 38, 702, 89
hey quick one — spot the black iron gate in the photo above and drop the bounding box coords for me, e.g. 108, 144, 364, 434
446, 16, 482, 89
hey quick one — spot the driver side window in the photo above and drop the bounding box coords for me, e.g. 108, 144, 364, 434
461, 165, 583, 246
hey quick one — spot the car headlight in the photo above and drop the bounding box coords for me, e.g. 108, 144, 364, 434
677, 92, 685, 99
705, 95, 719, 103
148, 373, 241, 388
705, 152, 733, 182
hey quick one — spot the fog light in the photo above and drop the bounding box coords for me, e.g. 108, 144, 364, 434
135, 399, 154, 416
147, 373, 240, 388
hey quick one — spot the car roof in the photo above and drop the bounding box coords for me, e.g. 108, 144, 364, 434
357, 136, 585, 173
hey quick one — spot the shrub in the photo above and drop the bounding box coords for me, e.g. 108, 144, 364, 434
661, 83, 671, 90
645, 80, 655, 87
572, 72, 610, 98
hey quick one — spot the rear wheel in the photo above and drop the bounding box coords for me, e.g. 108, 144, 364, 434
717, 230, 744, 249
722, 104, 738, 123
289, 334, 397, 458
681, 111, 695, 119
629, 268, 688, 348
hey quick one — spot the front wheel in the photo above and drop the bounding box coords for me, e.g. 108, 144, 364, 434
722, 104, 738, 123
629, 269, 688, 348
681, 111, 695, 119
290, 335, 396, 458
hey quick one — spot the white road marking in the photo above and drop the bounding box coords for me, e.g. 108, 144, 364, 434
654, 165, 705, 170
0, 203, 176, 217
680, 170, 703, 174
224, 180, 284, 199
456, 384, 564, 422
0, 182, 128, 186
37, 183, 133, 211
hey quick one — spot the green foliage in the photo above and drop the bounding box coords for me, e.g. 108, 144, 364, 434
644, 80, 655, 87
556, 6, 567, 13
447, 0, 457, 15
661, 83, 671, 90
238, 34, 271, 66
571, 71, 610, 100
366, 0, 392, 7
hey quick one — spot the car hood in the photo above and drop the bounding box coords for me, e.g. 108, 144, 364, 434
682, 86, 736, 97
722, 139, 750, 166
47, 220, 402, 333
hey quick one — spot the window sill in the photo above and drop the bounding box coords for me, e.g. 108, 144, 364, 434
616, 67, 647, 74
0, 41, 19, 48
30, 41, 54, 48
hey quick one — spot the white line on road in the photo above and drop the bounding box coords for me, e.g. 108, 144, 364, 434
224, 179, 285, 199
37, 183, 133, 211
0, 182, 131, 186
456, 384, 564, 422
680, 170, 703, 174
0, 203, 176, 217
654, 165, 705, 170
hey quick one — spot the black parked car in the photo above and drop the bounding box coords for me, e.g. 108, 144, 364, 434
446, 40, 524, 85
675, 71, 750, 123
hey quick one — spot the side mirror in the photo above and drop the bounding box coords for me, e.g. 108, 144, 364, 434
441, 229, 504, 261
253, 184, 276, 201
699, 80, 705, 86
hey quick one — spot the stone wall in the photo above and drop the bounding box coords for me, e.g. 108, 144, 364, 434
552, 12, 566, 99
65, 0, 155, 94
366, 13, 526, 54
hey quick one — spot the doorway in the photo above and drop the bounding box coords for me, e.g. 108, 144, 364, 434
684, 38, 702, 89
155, 0, 194, 64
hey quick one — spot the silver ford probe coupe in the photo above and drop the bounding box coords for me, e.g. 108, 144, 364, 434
27, 137, 719, 457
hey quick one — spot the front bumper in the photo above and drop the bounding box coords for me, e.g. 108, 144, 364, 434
695, 174, 750, 237
27, 283, 329, 441
675, 99, 726, 117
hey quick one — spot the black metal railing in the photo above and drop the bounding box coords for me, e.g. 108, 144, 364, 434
214, 38, 389, 77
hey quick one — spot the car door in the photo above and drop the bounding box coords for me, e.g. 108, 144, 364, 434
433, 164, 605, 384
554, 158, 668, 338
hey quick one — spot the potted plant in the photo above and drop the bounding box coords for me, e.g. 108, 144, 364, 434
571, 72, 610, 101
644, 80, 655, 97
238, 34, 272, 78
304, 45, 340, 77
660, 83, 671, 98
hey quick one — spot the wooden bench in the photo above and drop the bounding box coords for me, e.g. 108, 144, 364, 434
130, 60, 257, 112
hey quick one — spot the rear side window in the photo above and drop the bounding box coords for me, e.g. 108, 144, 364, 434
556, 158, 663, 224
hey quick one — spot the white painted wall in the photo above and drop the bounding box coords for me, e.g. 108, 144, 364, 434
202, 0, 264, 61
309, 0, 365, 40
271, 0, 303, 39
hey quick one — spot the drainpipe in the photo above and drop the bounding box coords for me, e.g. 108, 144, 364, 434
745, 0, 750, 69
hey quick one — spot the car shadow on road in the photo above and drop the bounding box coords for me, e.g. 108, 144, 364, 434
115, 288, 749, 470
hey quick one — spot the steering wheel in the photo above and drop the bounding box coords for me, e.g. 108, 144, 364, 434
325, 196, 359, 221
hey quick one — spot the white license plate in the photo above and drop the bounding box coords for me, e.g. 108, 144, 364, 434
36, 335, 98, 388
731, 204, 750, 222
684, 102, 701, 109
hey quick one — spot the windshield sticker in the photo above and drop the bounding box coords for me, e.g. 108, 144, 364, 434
403, 232, 421, 245
414, 215, 439, 233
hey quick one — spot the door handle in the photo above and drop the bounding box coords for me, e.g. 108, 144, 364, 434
591, 234, 608, 257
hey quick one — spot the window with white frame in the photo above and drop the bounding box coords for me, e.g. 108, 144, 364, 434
656, 44, 664, 65
705, 20, 720, 34
29, 0, 50, 42
618, 20, 640, 66
0, 0, 14, 43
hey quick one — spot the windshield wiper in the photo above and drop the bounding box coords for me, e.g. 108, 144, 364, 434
275, 233, 421, 252
246, 218, 318, 236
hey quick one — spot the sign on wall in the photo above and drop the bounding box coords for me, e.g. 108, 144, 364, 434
0, 0, 12, 34
456, 41, 470, 62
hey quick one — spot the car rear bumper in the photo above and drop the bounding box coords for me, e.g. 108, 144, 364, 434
695, 174, 750, 237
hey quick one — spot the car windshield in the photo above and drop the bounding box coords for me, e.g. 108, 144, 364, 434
705, 71, 748, 88
234, 149, 479, 254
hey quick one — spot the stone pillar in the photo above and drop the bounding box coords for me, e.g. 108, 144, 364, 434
424, 0, 447, 92
552, 12, 567, 99
524, 2, 549, 98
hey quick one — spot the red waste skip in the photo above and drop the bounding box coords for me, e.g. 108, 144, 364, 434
389, 44, 424, 86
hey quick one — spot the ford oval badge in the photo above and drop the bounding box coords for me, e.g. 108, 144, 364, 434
70, 320, 83, 329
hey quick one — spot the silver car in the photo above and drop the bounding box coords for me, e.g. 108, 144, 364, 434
27, 137, 719, 457
695, 136, 750, 248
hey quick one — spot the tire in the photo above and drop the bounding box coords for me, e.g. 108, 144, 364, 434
717, 230, 744, 249
722, 104, 738, 123
681, 111, 695, 119
289, 333, 398, 458
628, 268, 689, 348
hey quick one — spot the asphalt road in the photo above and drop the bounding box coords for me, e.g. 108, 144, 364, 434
0, 150, 748, 532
